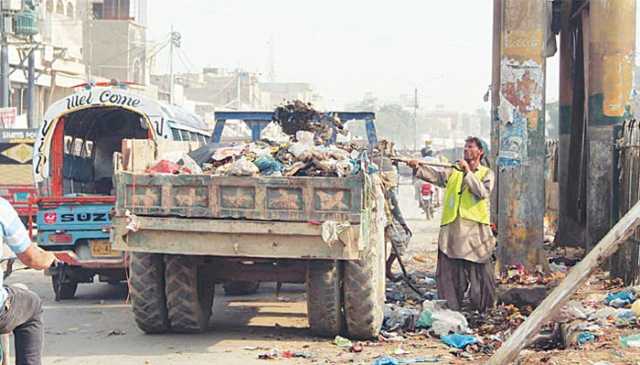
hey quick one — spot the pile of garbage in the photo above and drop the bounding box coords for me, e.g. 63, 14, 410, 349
145, 101, 392, 179
191, 132, 366, 178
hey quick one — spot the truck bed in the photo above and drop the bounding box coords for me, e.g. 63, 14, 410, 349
115, 172, 363, 223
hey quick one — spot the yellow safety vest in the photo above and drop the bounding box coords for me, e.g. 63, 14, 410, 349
441, 165, 490, 226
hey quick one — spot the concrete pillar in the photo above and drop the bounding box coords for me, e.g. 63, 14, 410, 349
586, 0, 635, 250
555, 0, 585, 246
490, 0, 502, 223
495, 0, 547, 269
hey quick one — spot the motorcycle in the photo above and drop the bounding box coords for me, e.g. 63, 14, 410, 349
420, 182, 435, 220
0, 257, 14, 365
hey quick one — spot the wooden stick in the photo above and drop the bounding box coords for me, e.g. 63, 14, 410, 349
487, 200, 640, 365
391, 157, 456, 169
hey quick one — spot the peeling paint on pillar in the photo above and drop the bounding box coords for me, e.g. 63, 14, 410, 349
496, 0, 547, 269
586, 0, 636, 250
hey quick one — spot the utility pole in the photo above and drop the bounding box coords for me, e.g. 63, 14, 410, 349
0, 2, 10, 108
495, 0, 547, 270
490, 0, 502, 223
267, 35, 276, 82
26, 42, 35, 128
586, 0, 636, 250
413, 88, 418, 152
169, 25, 174, 104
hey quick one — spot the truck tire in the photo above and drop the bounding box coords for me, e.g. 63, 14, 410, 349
164, 255, 214, 333
343, 179, 386, 340
306, 260, 343, 337
343, 251, 384, 339
223, 281, 260, 296
51, 274, 77, 301
129, 252, 169, 334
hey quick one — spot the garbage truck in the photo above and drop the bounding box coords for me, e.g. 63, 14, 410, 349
110, 111, 388, 339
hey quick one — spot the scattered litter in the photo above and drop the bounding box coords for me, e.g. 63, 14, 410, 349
422, 276, 436, 286
281, 350, 312, 359
632, 299, 640, 316
372, 356, 399, 365
576, 331, 595, 346
549, 262, 568, 273
425, 304, 470, 337
393, 346, 410, 355
441, 334, 480, 349
604, 290, 635, 308
107, 329, 126, 336
412, 255, 428, 263
379, 331, 405, 342
333, 335, 353, 348
258, 349, 279, 360
349, 343, 363, 353
383, 304, 419, 332
415, 310, 432, 329
591, 307, 619, 322
372, 356, 440, 365
620, 334, 640, 348
563, 300, 594, 320
615, 309, 636, 326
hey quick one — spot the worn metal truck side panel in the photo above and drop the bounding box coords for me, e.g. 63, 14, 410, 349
115, 173, 363, 223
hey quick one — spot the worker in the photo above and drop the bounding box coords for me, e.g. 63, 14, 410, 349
407, 136, 495, 312
0, 197, 58, 365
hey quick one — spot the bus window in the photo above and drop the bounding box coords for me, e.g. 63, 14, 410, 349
179, 130, 190, 142
199, 134, 208, 144
171, 128, 182, 141
64, 136, 73, 154
85, 141, 94, 158
189, 132, 200, 142
72, 138, 84, 156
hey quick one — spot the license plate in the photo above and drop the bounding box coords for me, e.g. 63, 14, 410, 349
89, 240, 120, 257
14, 192, 29, 202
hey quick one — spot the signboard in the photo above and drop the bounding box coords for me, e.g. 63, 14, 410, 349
0, 107, 17, 128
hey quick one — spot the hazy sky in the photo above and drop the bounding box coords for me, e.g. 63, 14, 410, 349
146, 1, 639, 112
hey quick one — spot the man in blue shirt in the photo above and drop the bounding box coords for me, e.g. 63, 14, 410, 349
0, 197, 57, 365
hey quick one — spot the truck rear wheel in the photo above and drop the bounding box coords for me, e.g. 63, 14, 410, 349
343, 242, 385, 339
306, 260, 344, 337
223, 281, 260, 296
129, 252, 169, 334
164, 255, 214, 333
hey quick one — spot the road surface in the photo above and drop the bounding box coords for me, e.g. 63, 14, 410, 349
6, 184, 443, 365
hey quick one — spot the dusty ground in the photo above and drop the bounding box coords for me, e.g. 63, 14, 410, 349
4, 183, 640, 364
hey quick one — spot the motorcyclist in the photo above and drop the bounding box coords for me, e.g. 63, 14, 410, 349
0, 197, 58, 365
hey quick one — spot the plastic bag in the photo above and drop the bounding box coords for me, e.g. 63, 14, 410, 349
441, 334, 479, 349
605, 290, 635, 307
229, 158, 259, 176
253, 155, 283, 176
620, 334, 640, 348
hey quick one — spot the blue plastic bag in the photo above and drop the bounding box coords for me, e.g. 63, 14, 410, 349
441, 333, 479, 349
577, 331, 595, 345
253, 155, 283, 175
605, 290, 636, 308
